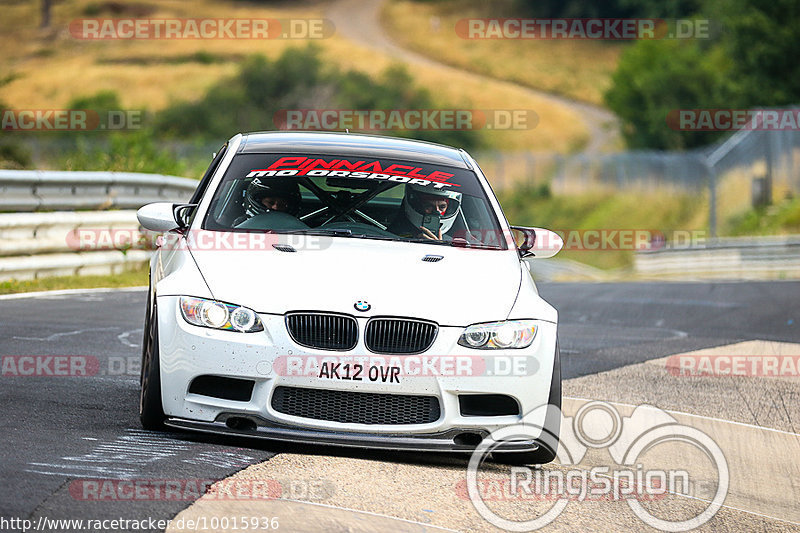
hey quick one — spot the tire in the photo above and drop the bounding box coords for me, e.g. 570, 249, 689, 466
139, 290, 166, 430
495, 342, 562, 465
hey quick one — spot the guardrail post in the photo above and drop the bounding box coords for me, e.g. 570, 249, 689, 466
706, 160, 717, 239
764, 132, 774, 205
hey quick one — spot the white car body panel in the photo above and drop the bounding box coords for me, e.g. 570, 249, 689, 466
185, 234, 547, 325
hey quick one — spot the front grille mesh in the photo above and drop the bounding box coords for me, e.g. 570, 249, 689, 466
365, 318, 437, 354
271, 386, 440, 425
286, 313, 358, 350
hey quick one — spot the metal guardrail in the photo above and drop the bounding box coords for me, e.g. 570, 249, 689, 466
0, 170, 198, 212
0, 209, 151, 281
0, 250, 152, 281
634, 235, 800, 280
0, 211, 141, 256
0, 170, 198, 281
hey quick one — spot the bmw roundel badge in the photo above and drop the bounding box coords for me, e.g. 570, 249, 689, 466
354, 300, 371, 312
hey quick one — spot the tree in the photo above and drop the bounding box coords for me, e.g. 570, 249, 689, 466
0, 99, 32, 168
604, 38, 729, 150
154, 46, 485, 149
603, 0, 800, 150
717, 0, 800, 106
517, 0, 701, 18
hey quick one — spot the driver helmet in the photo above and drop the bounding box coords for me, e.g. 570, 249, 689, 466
402, 183, 462, 233
244, 177, 301, 217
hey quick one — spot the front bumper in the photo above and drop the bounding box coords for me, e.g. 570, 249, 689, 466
156, 295, 558, 450
165, 416, 540, 453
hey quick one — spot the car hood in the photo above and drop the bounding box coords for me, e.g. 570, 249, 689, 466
188, 233, 522, 326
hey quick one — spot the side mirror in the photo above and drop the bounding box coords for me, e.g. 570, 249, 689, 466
137, 202, 196, 233
510, 226, 563, 259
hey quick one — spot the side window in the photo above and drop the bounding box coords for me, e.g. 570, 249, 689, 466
183, 144, 227, 226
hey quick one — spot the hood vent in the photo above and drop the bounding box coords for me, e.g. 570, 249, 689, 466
273, 244, 297, 253
422, 254, 443, 263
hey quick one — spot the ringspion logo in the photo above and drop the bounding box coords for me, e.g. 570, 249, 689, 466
465, 401, 728, 531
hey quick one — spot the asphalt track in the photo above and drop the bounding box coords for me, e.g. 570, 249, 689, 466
0, 281, 798, 531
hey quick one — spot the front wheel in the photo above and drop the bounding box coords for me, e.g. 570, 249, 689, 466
139, 296, 166, 430
495, 342, 562, 465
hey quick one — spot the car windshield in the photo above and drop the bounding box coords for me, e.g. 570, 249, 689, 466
202, 153, 508, 249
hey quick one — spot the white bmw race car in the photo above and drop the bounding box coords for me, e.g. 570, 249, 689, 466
137, 131, 563, 464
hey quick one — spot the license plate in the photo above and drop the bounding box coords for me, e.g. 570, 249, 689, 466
318, 362, 400, 383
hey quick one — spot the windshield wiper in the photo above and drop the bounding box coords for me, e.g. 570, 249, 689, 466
272, 229, 501, 248
278, 229, 402, 241
451, 238, 502, 249
278, 228, 353, 237
405, 238, 454, 247
405, 237, 501, 249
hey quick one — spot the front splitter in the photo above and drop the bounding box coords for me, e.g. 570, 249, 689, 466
165, 416, 540, 453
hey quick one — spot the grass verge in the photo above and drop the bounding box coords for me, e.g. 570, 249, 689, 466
499, 187, 707, 270
382, 0, 624, 106
0, 265, 148, 296
727, 198, 800, 236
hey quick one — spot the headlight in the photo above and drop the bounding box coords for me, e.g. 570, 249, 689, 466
458, 320, 537, 349
179, 296, 264, 332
